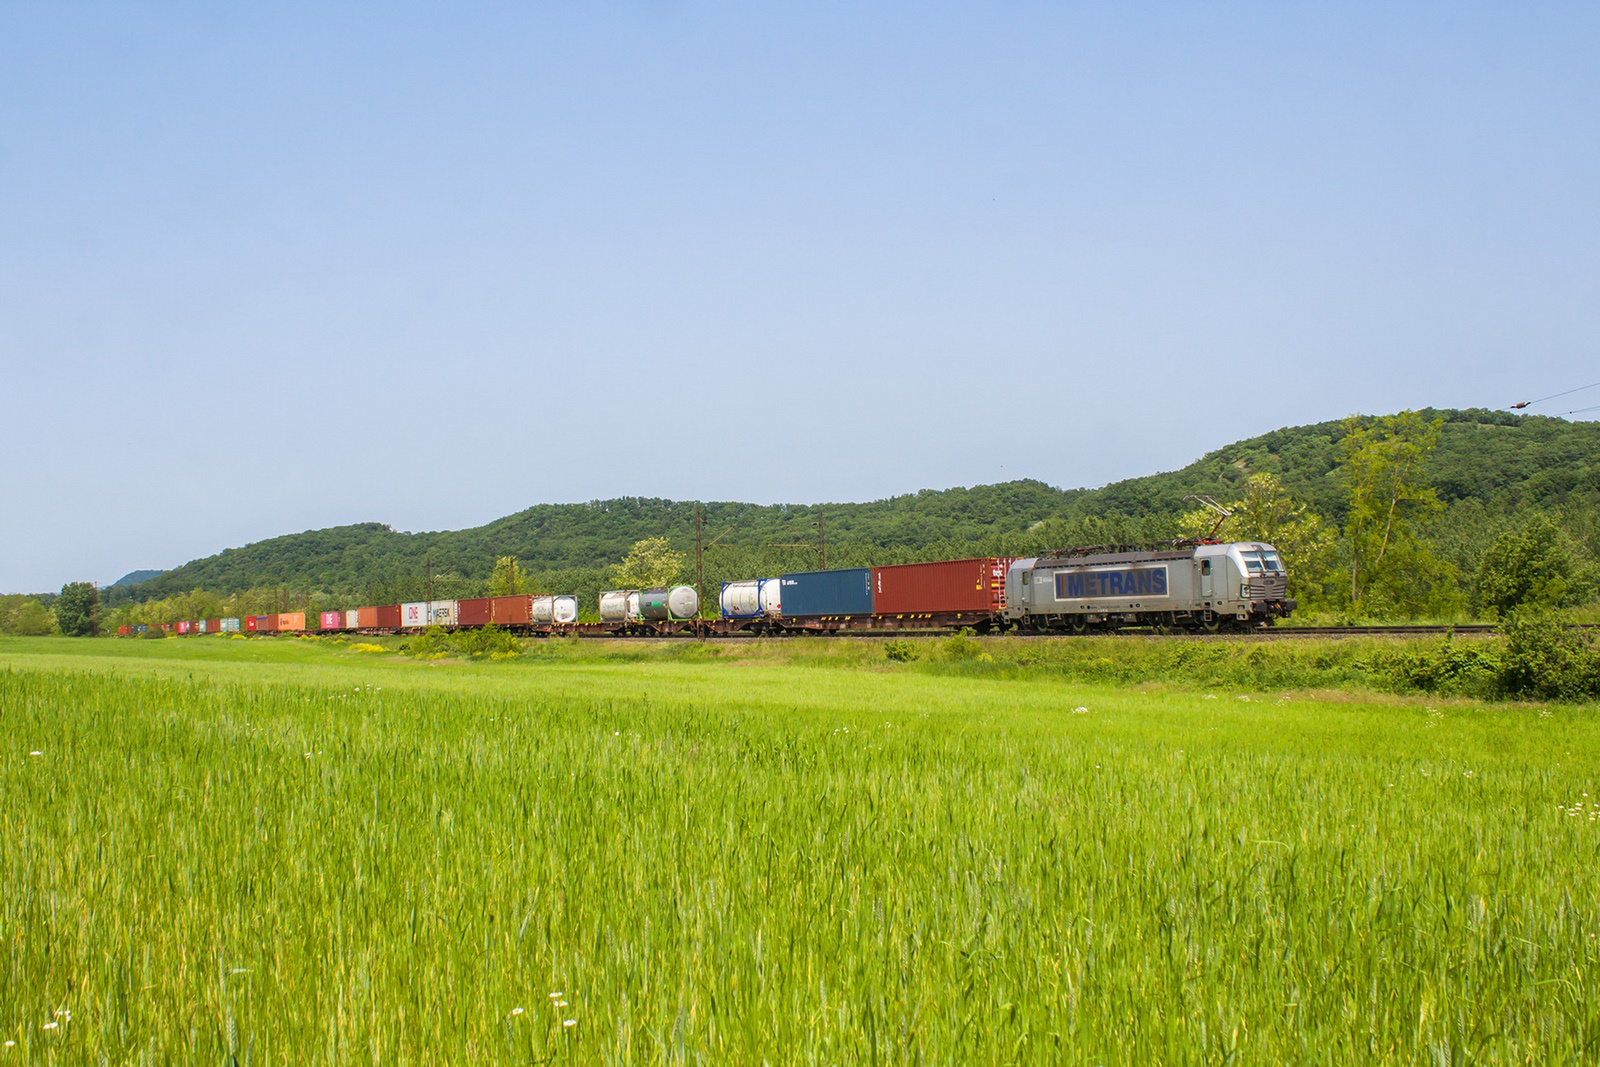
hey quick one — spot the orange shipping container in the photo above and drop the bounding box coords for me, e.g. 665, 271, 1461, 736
457, 597, 492, 627
277, 612, 306, 632
869, 558, 1013, 616
491, 595, 533, 625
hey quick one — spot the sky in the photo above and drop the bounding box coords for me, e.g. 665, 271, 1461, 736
2, 2, 1597, 592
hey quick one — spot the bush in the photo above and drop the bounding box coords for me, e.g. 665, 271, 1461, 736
1495, 610, 1600, 700
401, 625, 523, 661
1383, 638, 1499, 695
883, 640, 919, 663
939, 629, 990, 662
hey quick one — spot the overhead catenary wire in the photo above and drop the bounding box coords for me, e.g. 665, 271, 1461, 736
1553, 403, 1600, 417
1509, 379, 1600, 410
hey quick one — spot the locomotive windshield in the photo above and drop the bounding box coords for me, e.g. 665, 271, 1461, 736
1240, 549, 1285, 575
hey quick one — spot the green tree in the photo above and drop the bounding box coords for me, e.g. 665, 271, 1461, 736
1475, 515, 1595, 617
487, 556, 529, 596
1338, 412, 1459, 617
609, 537, 686, 588
0, 594, 58, 635
54, 581, 101, 636
1178, 473, 1339, 606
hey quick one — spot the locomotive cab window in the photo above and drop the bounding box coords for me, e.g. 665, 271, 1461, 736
1021, 572, 1030, 585
1200, 560, 1211, 576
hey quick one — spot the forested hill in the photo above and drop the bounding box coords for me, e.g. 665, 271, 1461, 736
122, 408, 1599, 603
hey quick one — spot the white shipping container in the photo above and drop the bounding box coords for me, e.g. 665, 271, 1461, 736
345, 609, 360, 629
220, 617, 242, 632
428, 600, 458, 627
402, 601, 429, 627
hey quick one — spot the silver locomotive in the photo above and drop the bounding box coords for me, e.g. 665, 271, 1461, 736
1004, 541, 1295, 632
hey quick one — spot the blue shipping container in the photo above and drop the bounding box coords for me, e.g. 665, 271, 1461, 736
779, 568, 874, 617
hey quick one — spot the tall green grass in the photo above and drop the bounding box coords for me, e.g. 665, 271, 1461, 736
1, 638, 1598, 1062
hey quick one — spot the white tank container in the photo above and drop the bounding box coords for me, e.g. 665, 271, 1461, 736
345, 609, 360, 629
599, 590, 631, 622
721, 580, 761, 617
402, 601, 428, 627
759, 578, 781, 617
532, 595, 579, 625
626, 591, 642, 621
428, 600, 458, 627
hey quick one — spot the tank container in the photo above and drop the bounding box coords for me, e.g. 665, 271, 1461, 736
626, 591, 642, 621
532, 595, 579, 625
779, 568, 874, 617
599, 590, 631, 621
640, 585, 699, 620
720, 579, 781, 619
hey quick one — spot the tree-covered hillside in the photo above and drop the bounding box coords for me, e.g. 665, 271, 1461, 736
105, 409, 1599, 622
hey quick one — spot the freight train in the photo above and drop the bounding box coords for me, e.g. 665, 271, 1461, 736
119, 539, 1294, 638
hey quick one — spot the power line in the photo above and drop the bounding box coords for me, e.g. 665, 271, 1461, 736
1554, 403, 1600, 417
1509, 379, 1600, 410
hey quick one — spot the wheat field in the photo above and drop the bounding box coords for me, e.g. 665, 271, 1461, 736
1, 635, 1597, 1063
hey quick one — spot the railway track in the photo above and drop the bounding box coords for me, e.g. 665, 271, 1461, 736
556, 622, 1585, 640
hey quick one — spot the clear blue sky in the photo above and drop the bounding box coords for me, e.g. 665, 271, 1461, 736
2, 2, 1597, 593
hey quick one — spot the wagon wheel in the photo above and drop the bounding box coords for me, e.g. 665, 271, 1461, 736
1068, 615, 1090, 635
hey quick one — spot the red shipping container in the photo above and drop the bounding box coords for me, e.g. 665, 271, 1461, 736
490, 594, 532, 625
205, 619, 221, 633
245, 616, 258, 632
118, 625, 132, 636
160, 622, 172, 633
870, 558, 1014, 616
457, 597, 492, 627
257, 615, 279, 633
319, 610, 344, 630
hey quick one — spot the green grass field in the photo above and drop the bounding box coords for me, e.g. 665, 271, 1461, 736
2, 635, 1597, 1063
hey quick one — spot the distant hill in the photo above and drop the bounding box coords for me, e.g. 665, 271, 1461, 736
121, 408, 1599, 604
107, 569, 164, 589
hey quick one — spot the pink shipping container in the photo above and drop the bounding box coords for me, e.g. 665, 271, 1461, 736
457, 597, 492, 627
319, 611, 344, 630
277, 612, 306, 632
869, 558, 1014, 616
491, 594, 533, 625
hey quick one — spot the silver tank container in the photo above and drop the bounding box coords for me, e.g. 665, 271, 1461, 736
599, 590, 631, 622
532, 595, 578, 625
